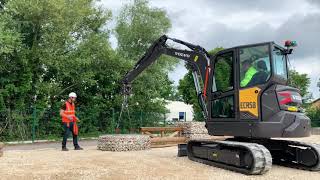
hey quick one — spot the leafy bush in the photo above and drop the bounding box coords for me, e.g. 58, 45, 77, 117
306, 107, 320, 127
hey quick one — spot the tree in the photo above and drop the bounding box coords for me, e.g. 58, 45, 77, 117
306, 107, 320, 127
0, 0, 118, 140
178, 71, 203, 121
0, 0, 6, 10
288, 70, 311, 98
0, 0, 176, 141
178, 47, 223, 121
115, 0, 176, 118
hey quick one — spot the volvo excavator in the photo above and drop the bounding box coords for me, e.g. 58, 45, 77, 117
120, 35, 320, 175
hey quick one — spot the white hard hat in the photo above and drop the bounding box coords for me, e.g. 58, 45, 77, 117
69, 92, 77, 98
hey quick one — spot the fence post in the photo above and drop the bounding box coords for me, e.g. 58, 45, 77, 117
112, 108, 115, 133
32, 106, 36, 143
128, 111, 131, 133
140, 110, 143, 127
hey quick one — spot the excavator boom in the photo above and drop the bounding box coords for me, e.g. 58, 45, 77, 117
121, 35, 210, 119
122, 35, 209, 85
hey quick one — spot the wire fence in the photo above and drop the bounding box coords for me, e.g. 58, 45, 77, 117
0, 107, 169, 142
3, 107, 318, 142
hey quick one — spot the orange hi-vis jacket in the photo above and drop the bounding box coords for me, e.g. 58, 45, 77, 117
62, 101, 79, 135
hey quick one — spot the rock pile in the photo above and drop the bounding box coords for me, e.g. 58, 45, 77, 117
175, 122, 213, 140
97, 134, 151, 151
0, 142, 4, 157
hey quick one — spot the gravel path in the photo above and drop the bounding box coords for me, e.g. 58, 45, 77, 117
3, 139, 98, 151
0, 136, 320, 180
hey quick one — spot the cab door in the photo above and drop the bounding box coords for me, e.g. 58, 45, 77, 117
208, 49, 238, 122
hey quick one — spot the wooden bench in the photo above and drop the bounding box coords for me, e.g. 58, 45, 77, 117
140, 127, 186, 148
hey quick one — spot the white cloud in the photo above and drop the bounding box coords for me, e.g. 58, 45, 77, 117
98, 0, 320, 99
168, 62, 188, 86
291, 56, 320, 98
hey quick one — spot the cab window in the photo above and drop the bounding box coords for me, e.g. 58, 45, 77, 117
239, 45, 271, 88
211, 52, 235, 118
212, 52, 234, 92
273, 47, 288, 80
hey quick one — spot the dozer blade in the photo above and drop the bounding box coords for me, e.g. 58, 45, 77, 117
187, 140, 272, 175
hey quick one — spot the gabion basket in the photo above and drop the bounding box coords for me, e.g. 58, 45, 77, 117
97, 134, 151, 151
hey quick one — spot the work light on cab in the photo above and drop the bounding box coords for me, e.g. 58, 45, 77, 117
285, 40, 297, 47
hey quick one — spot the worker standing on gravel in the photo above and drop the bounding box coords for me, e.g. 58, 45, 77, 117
60, 92, 83, 151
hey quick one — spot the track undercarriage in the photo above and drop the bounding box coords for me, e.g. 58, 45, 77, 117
179, 138, 320, 175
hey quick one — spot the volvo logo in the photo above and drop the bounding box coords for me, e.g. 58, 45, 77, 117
292, 95, 302, 101
175, 52, 190, 58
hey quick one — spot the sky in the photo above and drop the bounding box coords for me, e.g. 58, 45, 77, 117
97, 0, 320, 99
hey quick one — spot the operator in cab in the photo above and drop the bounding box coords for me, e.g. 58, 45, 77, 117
240, 59, 257, 87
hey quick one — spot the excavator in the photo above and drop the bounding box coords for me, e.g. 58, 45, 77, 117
121, 35, 320, 175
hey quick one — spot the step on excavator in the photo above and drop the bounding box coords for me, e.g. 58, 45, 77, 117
120, 35, 320, 175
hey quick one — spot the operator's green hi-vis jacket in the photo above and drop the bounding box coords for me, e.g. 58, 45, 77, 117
240, 66, 257, 87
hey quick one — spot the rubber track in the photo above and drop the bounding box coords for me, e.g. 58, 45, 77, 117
187, 140, 272, 175
270, 139, 320, 171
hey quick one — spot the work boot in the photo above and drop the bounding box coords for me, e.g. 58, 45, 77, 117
74, 146, 83, 150
62, 147, 69, 151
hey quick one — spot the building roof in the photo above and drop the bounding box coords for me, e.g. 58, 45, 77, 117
312, 98, 320, 104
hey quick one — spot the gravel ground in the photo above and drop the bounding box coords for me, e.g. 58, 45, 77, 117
0, 136, 320, 180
